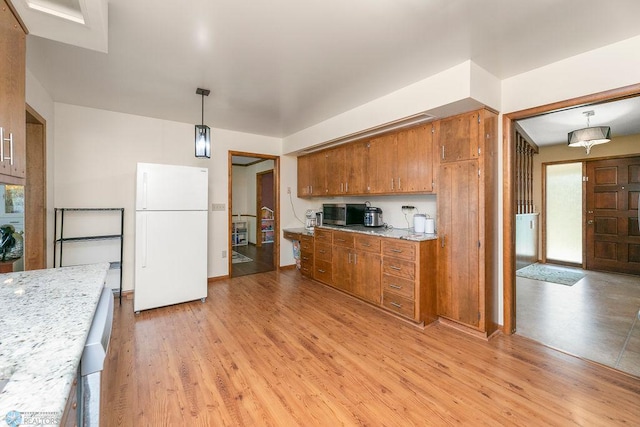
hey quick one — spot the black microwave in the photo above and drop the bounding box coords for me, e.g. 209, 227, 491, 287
322, 203, 366, 226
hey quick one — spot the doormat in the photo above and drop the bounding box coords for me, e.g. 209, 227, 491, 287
232, 251, 253, 264
516, 263, 584, 286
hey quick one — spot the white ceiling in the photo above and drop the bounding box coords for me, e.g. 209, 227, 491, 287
22, 0, 640, 138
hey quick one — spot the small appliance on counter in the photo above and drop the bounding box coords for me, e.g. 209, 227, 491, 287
305, 209, 317, 230
322, 203, 366, 226
364, 206, 384, 227
315, 211, 323, 227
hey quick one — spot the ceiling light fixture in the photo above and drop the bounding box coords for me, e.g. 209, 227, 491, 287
195, 88, 211, 158
567, 110, 611, 155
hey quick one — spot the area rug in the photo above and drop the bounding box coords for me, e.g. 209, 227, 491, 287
516, 263, 584, 286
232, 251, 253, 264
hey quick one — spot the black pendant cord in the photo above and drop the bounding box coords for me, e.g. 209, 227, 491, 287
201, 93, 205, 127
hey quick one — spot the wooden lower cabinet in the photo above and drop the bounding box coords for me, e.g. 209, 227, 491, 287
313, 228, 436, 324
300, 234, 314, 277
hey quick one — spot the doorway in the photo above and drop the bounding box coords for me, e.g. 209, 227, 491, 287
228, 152, 279, 278
504, 85, 640, 377
24, 105, 46, 270
503, 83, 640, 334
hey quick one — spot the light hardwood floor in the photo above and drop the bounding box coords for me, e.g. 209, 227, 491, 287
516, 266, 640, 377
103, 270, 640, 426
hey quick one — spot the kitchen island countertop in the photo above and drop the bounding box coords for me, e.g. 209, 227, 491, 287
0, 263, 109, 419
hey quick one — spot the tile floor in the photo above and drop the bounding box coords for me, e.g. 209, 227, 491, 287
516, 266, 640, 377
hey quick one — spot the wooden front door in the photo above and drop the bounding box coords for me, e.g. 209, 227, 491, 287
585, 156, 640, 275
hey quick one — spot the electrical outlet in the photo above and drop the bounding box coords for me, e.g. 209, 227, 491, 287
222, 250, 227, 258
211, 203, 225, 211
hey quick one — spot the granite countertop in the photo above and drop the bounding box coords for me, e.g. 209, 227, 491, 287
284, 225, 437, 241
0, 263, 110, 418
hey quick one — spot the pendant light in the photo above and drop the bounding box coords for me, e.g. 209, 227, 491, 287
567, 110, 611, 155
195, 88, 211, 158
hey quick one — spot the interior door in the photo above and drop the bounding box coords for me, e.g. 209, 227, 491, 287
586, 156, 640, 275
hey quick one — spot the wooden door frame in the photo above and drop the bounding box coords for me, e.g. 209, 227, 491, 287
228, 151, 279, 275
25, 104, 47, 270
502, 83, 640, 335
255, 169, 274, 249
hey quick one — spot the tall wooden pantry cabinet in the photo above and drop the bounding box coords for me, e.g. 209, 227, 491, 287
436, 108, 498, 337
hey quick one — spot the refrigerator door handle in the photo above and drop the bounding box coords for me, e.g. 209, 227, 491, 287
141, 213, 148, 268
142, 171, 148, 209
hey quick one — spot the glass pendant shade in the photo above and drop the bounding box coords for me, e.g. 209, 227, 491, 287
567, 126, 611, 155
195, 124, 210, 158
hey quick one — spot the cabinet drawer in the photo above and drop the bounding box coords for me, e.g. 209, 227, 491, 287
382, 258, 415, 280
382, 292, 414, 318
382, 274, 415, 300
283, 230, 301, 241
314, 228, 332, 243
301, 263, 313, 277
332, 230, 354, 248
300, 235, 314, 252
314, 260, 332, 284
382, 240, 416, 261
301, 251, 314, 264
355, 235, 381, 253
315, 242, 332, 262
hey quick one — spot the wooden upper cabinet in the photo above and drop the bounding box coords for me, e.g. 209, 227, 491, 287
343, 142, 367, 195
366, 133, 397, 194
0, 1, 26, 182
438, 111, 480, 163
397, 124, 435, 193
297, 151, 327, 197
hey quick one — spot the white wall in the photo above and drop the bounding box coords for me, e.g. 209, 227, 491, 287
53, 103, 281, 290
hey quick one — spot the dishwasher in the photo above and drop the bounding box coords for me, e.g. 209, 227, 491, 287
80, 287, 114, 426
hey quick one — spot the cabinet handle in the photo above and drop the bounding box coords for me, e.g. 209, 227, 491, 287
318, 269, 326, 273
389, 266, 401, 271
362, 243, 371, 247
353, 253, 357, 264
0, 128, 14, 166
441, 235, 446, 248
345, 182, 349, 192
336, 238, 345, 242
390, 302, 402, 308
348, 253, 351, 264
319, 249, 325, 254
340, 183, 343, 192
310, 185, 313, 194
391, 178, 394, 190
302, 256, 309, 260
389, 284, 402, 290
391, 249, 403, 253
398, 178, 401, 190
442, 145, 445, 160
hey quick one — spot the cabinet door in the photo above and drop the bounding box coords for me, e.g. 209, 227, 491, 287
437, 160, 480, 327
297, 154, 311, 197
366, 133, 397, 193
438, 111, 479, 163
352, 250, 381, 303
397, 125, 434, 193
344, 142, 368, 194
0, 2, 26, 179
309, 151, 327, 196
325, 146, 346, 195
332, 245, 354, 293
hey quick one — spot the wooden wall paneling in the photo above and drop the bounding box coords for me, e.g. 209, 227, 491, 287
24, 113, 46, 270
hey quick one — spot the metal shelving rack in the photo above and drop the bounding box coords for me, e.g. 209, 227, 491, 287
53, 208, 124, 304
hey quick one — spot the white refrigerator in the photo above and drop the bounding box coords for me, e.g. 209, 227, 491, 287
134, 162, 208, 312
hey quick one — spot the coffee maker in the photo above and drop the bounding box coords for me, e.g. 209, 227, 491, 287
305, 209, 317, 230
